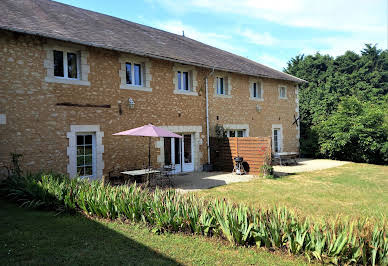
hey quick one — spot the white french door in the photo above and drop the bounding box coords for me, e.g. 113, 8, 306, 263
272, 128, 282, 153
164, 134, 194, 173
76, 133, 97, 178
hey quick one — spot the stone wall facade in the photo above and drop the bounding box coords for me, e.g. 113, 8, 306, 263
0, 30, 299, 178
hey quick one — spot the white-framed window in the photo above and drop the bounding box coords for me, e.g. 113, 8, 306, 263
227, 129, 246, 137
53, 50, 80, 79
173, 64, 198, 96
214, 75, 231, 97
119, 55, 151, 92
44, 42, 90, 86
67, 125, 104, 179
125, 62, 143, 86
216, 77, 226, 95
177, 71, 190, 91
279, 85, 287, 99
76, 133, 96, 177
251, 80, 263, 100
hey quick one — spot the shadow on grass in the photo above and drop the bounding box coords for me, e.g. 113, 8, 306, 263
0, 200, 181, 265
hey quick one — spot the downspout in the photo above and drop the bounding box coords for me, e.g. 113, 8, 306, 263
205, 67, 215, 165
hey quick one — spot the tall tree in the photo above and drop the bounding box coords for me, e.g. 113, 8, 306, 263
285, 44, 388, 163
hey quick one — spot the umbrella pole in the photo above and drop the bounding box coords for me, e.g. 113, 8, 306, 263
148, 136, 151, 169
147, 137, 151, 183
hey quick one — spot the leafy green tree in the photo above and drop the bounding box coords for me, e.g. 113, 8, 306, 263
285, 44, 388, 163
315, 97, 388, 163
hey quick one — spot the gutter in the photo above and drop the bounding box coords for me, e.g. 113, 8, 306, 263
205, 67, 215, 165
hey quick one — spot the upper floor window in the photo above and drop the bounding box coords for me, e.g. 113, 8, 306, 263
44, 42, 90, 86
216, 77, 225, 95
251, 81, 263, 100
126, 63, 142, 86
177, 71, 190, 91
173, 65, 198, 96
279, 85, 287, 99
54, 50, 79, 79
214, 75, 231, 97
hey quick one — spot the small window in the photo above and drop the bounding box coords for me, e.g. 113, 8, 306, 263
53, 50, 79, 79
76, 134, 94, 177
227, 130, 245, 137
273, 128, 281, 152
217, 77, 225, 95
134, 64, 142, 85
252, 81, 262, 99
178, 71, 190, 91
126, 63, 132, 84
126, 62, 143, 86
279, 86, 287, 99
54, 50, 64, 77
67, 53, 78, 79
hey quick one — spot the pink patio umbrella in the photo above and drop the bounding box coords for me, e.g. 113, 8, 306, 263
113, 124, 182, 169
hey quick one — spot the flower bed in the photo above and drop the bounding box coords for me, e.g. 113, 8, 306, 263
3, 173, 387, 265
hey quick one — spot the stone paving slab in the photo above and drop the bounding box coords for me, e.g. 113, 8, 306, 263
172, 159, 350, 192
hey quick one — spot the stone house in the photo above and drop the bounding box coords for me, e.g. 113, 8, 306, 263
0, 0, 305, 178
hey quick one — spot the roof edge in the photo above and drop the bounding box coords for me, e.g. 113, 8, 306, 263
0, 26, 307, 83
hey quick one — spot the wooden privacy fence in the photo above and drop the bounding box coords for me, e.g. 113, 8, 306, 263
210, 137, 272, 175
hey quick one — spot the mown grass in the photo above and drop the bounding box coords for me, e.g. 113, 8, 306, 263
0, 200, 309, 266
196, 163, 388, 221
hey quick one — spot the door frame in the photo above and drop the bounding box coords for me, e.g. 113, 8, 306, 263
271, 124, 283, 154
168, 134, 194, 173
157, 125, 202, 172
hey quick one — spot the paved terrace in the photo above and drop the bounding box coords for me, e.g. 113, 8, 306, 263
172, 159, 349, 192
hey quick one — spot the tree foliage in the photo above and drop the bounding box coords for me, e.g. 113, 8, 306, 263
285, 44, 388, 164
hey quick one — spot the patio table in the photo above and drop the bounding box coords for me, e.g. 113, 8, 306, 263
274, 152, 299, 166
121, 169, 161, 183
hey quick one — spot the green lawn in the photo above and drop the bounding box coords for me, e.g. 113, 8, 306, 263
196, 163, 388, 221
0, 200, 310, 265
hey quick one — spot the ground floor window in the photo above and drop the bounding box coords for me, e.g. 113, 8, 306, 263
226, 129, 246, 137
67, 125, 104, 179
76, 134, 95, 177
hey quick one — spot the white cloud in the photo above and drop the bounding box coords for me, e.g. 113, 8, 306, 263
256, 54, 288, 70
153, 20, 247, 54
239, 29, 277, 46
155, 0, 386, 34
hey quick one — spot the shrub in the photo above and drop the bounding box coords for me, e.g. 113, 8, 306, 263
2, 173, 387, 265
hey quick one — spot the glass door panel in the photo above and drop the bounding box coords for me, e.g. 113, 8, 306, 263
183, 134, 192, 163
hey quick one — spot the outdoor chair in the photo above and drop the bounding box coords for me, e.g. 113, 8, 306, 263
152, 165, 175, 188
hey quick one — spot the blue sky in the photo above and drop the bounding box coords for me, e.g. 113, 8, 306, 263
56, 0, 387, 70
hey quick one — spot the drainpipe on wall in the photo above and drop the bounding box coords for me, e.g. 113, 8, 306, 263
205, 67, 215, 165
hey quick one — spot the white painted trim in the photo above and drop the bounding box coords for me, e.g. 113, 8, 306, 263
249, 78, 264, 101
155, 125, 203, 171
44, 41, 90, 85
120, 84, 152, 92
278, 85, 288, 99
173, 90, 198, 96
223, 124, 250, 137
213, 72, 232, 97
45, 77, 90, 86
119, 54, 152, 90
271, 124, 283, 153
67, 125, 104, 179
172, 63, 198, 93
